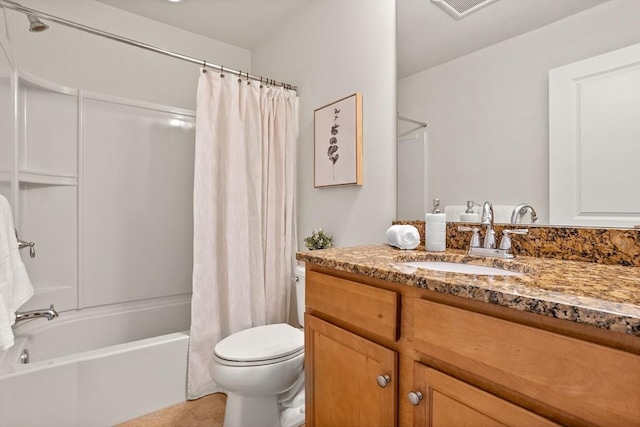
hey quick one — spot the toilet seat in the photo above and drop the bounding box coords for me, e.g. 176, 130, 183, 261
214, 323, 304, 367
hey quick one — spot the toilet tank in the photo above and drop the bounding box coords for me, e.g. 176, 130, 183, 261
294, 264, 306, 327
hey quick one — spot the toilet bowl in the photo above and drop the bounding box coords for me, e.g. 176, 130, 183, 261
209, 265, 306, 427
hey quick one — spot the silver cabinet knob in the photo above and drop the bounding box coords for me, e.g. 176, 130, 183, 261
376, 374, 391, 388
407, 391, 423, 406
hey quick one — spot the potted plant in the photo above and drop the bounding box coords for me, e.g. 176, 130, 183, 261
304, 228, 334, 250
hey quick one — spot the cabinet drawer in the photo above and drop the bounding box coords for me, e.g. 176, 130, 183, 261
306, 270, 399, 341
413, 299, 640, 426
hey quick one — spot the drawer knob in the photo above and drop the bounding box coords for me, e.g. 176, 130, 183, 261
376, 374, 391, 388
407, 391, 423, 406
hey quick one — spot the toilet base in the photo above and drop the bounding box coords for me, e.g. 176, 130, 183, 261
280, 389, 305, 427
224, 394, 280, 427
222, 389, 305, 427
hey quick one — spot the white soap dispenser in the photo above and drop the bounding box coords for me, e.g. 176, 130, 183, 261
425, 198, 446, 252
459, 200, 480, 223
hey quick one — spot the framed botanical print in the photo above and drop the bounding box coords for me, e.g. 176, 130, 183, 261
314, 93, 363, 187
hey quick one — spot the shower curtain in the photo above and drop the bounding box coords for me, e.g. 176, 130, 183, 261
187, 70, 298, 399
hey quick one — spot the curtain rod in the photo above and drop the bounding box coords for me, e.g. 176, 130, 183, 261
0, 0, 298, 91
397, 113, 427, 127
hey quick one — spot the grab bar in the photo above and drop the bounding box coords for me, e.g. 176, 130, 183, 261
15, 229, 36, 258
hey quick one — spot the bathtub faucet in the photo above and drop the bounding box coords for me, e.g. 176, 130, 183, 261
14, 304, 59, 325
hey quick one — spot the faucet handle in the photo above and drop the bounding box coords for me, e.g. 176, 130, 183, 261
499, 229, 528, 250
504, 229, 528, 235
457, 226, 481, 248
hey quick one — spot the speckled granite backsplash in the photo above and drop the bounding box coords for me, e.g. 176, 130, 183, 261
393, 221, 640, 267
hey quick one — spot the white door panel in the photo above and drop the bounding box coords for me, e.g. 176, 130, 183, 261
549, 44, 640, 227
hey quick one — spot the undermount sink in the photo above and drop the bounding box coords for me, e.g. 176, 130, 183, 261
398, 261, 523, 276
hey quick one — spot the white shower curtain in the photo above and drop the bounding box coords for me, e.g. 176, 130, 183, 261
187, 70, 298, 399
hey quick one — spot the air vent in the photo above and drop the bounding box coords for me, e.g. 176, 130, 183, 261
432, 0, 499, 20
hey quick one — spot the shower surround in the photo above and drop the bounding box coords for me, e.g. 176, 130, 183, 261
0, 70, 196, 423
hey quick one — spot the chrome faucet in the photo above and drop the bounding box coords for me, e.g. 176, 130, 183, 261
458, 200, 529, 259
14, 304, 59, 325
480, 201, 495, 249
511, 204, 538, 224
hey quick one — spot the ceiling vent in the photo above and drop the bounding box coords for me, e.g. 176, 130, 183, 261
431, 0, 499, 20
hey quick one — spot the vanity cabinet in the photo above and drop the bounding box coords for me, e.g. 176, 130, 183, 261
304, 265, 640, 427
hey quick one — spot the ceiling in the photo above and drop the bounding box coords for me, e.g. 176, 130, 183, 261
95, 0, 607, 79
397, 0, 606, 78
94, 0, 307, 50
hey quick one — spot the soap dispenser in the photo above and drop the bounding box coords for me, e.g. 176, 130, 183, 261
460, 200, 480, 223
425, 198, 446, 252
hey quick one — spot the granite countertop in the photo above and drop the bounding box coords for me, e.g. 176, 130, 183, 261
296, 244, 640, 337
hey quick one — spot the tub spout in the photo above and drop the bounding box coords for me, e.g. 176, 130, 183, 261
14, 304, 59, 325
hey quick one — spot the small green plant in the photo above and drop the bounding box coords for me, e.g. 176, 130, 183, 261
304, 228, 334, 250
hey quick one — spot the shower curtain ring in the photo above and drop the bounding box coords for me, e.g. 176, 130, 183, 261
238, 70, 242, 83
246, 72, 250, 85
260, 77, 263, 88
202, 60, 207, 73
220, 66, 224, 78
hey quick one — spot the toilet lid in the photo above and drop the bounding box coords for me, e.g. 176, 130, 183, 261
214, 323, 304, 363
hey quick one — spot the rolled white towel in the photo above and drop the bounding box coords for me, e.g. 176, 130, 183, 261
386, 225, 420, 250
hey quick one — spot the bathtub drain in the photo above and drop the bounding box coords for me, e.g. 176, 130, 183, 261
20, 348, 29, 364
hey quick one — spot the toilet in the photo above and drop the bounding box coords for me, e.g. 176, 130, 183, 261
209, 264, 306, 427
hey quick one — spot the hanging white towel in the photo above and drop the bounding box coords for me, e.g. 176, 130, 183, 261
387, 224, 420, 250
0, 195, 34, 350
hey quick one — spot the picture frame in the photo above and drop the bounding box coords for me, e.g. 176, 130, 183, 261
314, 93, 363, 187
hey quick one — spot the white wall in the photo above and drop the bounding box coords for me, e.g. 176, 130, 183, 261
398, 0, 640, 223
252, 0, 397, 248
12, 0, 250, 109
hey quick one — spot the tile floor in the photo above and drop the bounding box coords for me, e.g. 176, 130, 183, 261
116, 393, 227, 427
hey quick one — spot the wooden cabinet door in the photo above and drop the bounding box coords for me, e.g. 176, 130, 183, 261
306, 314, 397, 427
412, 363, 558, 427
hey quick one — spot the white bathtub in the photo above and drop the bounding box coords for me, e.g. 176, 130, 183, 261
0, 295, 192, 427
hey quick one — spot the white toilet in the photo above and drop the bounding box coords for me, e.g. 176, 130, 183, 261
209, 264, 307, 427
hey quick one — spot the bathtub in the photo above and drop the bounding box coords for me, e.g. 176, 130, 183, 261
0, 295, 192, 427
